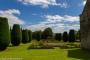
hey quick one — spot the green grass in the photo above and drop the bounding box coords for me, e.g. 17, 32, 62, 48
0, 43, 90, 60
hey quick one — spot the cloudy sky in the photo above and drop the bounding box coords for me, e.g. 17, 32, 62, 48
0, 0, 86, 33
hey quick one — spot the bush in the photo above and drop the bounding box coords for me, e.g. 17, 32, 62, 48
62, 32, 68, 42
11, 24, 22, 46
0, 17, 10, 50
55, 33, 62, 41
22, 29, 29, 43
69, 29, 76, 42
28, 41, 54, 49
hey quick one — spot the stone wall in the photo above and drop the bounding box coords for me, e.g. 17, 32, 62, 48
80, 0, 90, 50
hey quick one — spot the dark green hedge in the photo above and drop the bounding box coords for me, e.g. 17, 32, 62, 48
0, 17, 10, 50
11, 24, 22, 46
22, 29, 29, 43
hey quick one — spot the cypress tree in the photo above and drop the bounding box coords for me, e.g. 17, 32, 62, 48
35, 31, 41, 41
0, 17, 10, 50
62, 32, 68, 42
11, 24, 22, 46
22, 29, 29, 43
28, 30, 32, 42
69, 29, 76, 42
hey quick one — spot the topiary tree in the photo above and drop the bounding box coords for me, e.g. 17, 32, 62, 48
28, 30, 32, 42
35, 31, 41, 41
0, 17, 10, 50
62, 31, 68, 42
22, 29, 29, 44
76, 30, 80, 40
55, 33, 62, 41
11, 24, 22, 46
69, 29, 76, 42
41, 27, 53, 39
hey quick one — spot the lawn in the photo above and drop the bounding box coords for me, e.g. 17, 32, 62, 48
0, 43, 90, 60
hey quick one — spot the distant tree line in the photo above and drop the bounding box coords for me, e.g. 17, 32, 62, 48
0, 17, 80, 50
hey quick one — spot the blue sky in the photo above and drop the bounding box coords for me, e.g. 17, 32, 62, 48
0, 0, 86, 33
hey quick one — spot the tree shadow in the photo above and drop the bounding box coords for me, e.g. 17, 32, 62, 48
68, 49, 90, 60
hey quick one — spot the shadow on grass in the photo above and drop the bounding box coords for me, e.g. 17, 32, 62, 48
68, 49, 90, 60
27, 47, 54, 50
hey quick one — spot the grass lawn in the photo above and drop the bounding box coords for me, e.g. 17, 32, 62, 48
0, 43, 90, 60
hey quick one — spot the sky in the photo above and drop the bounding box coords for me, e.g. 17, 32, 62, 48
0, 0, 86, 33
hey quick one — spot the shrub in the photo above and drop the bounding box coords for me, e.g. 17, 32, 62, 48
22, 29, 29, 43
69, 29, 76, 42
62, 32, 68, 42
11, 24, 22, 46
0, 17, 10, 50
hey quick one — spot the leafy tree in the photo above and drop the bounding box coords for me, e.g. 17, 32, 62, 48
28, 30, 32, 42
11, 24, 22, 46
42, 27, 53, 39
22, 29, 29, 43
0, 17, 10, 50
69, 29, 76, 42
55, 33, 62, 41
62, 32, 68, 42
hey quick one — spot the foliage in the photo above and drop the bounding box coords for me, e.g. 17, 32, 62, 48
22, 29, 29, 44
36, 31, 41, 41
69, 29, 76, 42
28, 40, 54, 49
28, 30, 32, 42
62, 32, 68, 42
42, 27, 53, 39
55, 33, 62, 41
75, 30, 80, 40
0, 17, 10, 50
11, 24, 22, 46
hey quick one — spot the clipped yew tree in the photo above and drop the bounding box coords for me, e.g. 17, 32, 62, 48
69, 29, 76, 42
55, 33, 62, 41
28, 30, 32, 42
35, 31, 41, 41
11, 24, 22, 46
62, 32, 68, 42
0, 17, 10, 50
22, 29, 29, 43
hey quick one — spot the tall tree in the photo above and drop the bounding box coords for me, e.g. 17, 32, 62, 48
69, 29, 76, 42
11, 24, 22, 46
22, 29, 29, 43
55, 33, 62, 41
28, 30, 32, 42
0, 17, 10, 50
42, 27, 53, 39
76, 30, 80, 40
35, 31, 41, 41
62, 32, 68, 42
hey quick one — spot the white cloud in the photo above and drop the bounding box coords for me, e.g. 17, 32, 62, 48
46, 15, 63, 23
26, 15, 80, 33
0, 9, 25, 26
83, 1, 86, 6
45, 15, 79, 23
18, 0, 68, 8
63, 15, 79, 22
